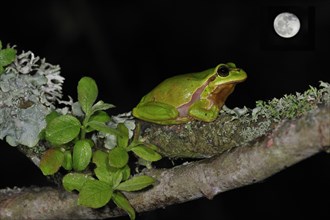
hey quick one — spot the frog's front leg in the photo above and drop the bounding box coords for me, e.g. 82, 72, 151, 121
188, 99, 219, 122
132, 101, 179, 123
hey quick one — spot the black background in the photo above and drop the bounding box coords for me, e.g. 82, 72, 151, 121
1, 0, 330, 220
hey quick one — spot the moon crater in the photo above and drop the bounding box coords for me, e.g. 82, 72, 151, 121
273, 12, 300, 38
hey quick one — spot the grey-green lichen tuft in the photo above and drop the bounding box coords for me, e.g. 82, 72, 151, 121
235, 81, 330, 144
0, 51, 65, 147
252, 81, 330, 121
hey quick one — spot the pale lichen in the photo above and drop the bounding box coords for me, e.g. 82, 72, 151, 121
238, 81, 330, 143
252, 81, 330, 122
0, 50, 65, 147
95, 112, 136, 149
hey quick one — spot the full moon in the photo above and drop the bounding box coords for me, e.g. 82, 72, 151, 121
273, 12, 300, 38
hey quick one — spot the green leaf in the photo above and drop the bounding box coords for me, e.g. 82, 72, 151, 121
45, 115, 81, 145
108, 147, 129, 168
45, 111, 60, 124
90, 111, 111, 123
112, 192, 136, 220
116, 175, 155, 192
86, 111, 111, 133
86, 139, 95, 147
0, 48, 16, 74
112, 170, 123, 188
0, 48, 16, 66
92, 150, 113, 184
87, 120, 121, 136
94, 166, 112, 184
77, 77, 98, 115
73, 140, 93, 171
131, 145, 162, 162
92, 150, 109, 168
40, 111, 61, 141
91, 100, 115, 115
144, 143, 159, 151
117, 123, 129, 148
62, 150, 72, 170
121, 165, 131, 181
78, 179, 112, 208
39, 148, 64, 175
93, 150, 131, 184
62, 173, 94, 192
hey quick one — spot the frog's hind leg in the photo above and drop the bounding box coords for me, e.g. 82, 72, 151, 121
133, 101, 179, 122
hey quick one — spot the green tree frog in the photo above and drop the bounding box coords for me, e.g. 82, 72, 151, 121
132, 63, 247, 125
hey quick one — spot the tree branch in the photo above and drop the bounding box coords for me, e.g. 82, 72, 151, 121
1, 48, 329, 219
1, 105, 329, 219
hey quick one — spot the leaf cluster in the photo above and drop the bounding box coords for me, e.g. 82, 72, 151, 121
39, 77, 161, 219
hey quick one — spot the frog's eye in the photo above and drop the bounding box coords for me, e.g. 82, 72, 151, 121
217, 65, 229, 77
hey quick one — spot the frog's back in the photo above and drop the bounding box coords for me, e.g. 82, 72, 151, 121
141, 68, 215, 107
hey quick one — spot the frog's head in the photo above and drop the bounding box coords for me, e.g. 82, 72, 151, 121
213, 62, 247, 85
205, 62, 247, 108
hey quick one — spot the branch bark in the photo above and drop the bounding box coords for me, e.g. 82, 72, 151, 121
1, 105, 329, 219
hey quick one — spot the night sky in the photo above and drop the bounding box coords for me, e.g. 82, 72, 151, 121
1, 1, 329, 219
